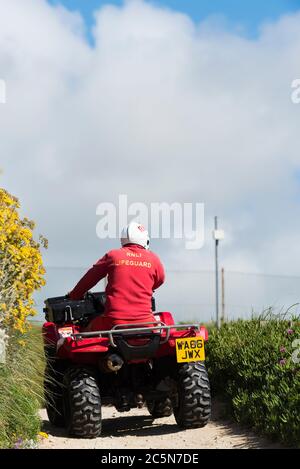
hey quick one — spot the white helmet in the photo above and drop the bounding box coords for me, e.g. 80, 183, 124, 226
121, 222, 150, 250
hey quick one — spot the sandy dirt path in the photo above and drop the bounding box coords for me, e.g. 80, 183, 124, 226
39, 402, 282, 450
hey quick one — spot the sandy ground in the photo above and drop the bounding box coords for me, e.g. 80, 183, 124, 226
39, 402, 282, 450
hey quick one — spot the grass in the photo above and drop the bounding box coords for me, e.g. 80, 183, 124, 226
0, 323, 45, 448
206, 316, 300, 447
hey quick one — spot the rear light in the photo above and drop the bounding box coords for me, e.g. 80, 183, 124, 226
199, 326, 209, 341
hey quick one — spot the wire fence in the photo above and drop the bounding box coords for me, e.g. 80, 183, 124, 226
33, 267, 300, 323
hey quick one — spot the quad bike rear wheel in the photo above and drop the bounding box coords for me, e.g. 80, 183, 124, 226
63, 367, 102, 438
44, 361, 65, 427
146, 397, 173, 418
173, 362, 211, 429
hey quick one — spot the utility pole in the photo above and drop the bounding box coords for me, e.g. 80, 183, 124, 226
221, 267, 225, 325
212, 217, 224, 329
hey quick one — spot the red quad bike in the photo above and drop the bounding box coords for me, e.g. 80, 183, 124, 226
43, 292, 211, 438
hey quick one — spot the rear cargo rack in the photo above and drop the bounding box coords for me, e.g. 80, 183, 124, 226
72, 322, 200, 347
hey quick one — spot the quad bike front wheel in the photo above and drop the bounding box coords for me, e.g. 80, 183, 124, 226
173, 362, 211, 429
146, 397, 173, 418
63, 367, 102, 438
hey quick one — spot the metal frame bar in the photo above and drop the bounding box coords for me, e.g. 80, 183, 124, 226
72, 322, 200, 348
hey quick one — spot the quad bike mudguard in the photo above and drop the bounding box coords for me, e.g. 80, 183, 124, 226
43, 315, 208, 363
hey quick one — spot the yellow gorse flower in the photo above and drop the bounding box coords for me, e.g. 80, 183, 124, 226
0, 188, 47, 333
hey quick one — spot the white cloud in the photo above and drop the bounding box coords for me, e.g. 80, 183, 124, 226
1, 0, 300, 319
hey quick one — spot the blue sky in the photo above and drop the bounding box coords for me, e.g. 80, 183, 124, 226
49, 0, 300, 39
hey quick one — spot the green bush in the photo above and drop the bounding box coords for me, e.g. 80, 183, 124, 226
206, 317, 300, 447
0, 324, 45, 448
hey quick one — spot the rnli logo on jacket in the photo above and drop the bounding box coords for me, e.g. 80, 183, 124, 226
126, 252, 142, 258
175, 337, 205, 363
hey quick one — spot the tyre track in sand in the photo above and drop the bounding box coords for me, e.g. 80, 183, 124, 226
39, 401, 282, 449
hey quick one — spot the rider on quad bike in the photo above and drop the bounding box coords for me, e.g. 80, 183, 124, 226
43, 223, 211, 438
68, 222, 165, 331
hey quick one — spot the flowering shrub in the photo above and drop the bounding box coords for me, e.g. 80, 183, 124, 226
206, 318, 300, 447
0, 188, 47, 448
0, 188, 47, 333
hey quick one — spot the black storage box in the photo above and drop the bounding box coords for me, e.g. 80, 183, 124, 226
44, 292, 106, 325
44, 292, 156, 325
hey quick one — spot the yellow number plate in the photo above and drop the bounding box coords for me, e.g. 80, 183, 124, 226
175, 337, 205, 363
